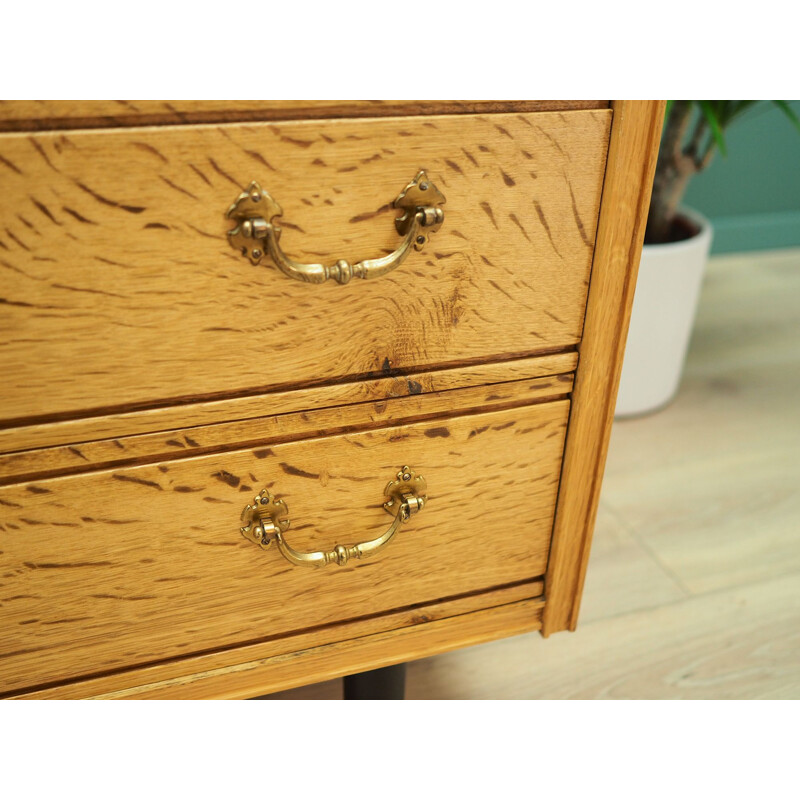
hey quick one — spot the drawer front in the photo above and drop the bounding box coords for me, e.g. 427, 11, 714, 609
0, 110, 609, 424
0, 400, 567, 695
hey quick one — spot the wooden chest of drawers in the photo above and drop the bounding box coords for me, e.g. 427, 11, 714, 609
0, 100, 663, 698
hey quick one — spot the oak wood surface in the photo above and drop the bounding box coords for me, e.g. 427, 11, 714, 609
0, 100, 610, 132
0, 401, 567, 695
0, 102, 664, 698
9, 581, 544, 699
0, 110, 610, 424
0, 351, 577, 458
0, 372, 573, 484
113, 597, 545, 701
543, 101, 665, 636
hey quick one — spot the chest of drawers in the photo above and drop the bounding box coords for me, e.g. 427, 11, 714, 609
0, 100, 663, 698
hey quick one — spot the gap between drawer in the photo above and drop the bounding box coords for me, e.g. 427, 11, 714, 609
0, 375, 573, 485
0, 350, 577, 459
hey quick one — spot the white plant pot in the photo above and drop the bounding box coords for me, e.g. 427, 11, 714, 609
615, 208, 713, 418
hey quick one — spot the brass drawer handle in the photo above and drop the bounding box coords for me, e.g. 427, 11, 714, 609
240, 466, 427, 567
226, 171, 445, 285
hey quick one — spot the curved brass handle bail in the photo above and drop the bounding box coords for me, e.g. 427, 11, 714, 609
226, 171, 445, 285
240, 467, 427, 567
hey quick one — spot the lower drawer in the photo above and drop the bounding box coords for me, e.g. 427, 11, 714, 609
0, 399, 568, 695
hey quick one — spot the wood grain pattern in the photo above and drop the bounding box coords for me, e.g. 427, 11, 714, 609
0, 401, 567, 695
8, 582, 544, 699
107, 598, 545, 700
0, 100, 610, 132
0, 102, 664, 698
543, 101, 665, 636
0, 110, 610, 424
0, 351, 577, 457
0, 372, 573, 484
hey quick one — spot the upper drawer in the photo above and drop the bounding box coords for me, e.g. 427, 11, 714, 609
0, 110, 610, 425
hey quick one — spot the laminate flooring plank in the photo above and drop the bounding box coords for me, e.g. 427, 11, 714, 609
400, 571, 800, 699
603, 249, 800, 595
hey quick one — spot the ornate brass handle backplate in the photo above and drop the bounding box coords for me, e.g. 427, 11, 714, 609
226, 171, 445, 285
240, 467, 427, 567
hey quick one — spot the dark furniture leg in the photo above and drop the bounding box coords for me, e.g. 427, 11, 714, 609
343, 663, 406, 700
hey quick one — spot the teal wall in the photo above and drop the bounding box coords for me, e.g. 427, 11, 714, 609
682, 100, 800, 253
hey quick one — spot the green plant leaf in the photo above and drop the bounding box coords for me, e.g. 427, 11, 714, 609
772, 100, 800, 134
698, 100, 727, 156
661, 100, 677, 133
724, 101, 758, 127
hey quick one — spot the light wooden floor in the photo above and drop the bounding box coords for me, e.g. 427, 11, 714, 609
267, 248, 800, 699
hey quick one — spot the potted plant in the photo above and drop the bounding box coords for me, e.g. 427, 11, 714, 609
615, 100, 800, 417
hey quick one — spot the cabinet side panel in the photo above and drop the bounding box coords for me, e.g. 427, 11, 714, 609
543, 100, 665, 636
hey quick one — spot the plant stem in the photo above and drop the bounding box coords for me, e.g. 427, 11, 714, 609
686, 113, 707, 168
646, 101, 696, 243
